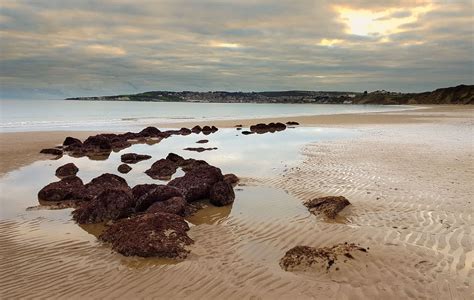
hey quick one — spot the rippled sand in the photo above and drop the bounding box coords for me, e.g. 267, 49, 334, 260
0, 106, 473, 299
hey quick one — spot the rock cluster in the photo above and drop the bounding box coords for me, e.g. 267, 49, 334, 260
249, 122, 286, 134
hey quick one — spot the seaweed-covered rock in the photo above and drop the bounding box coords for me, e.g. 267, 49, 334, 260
83, 173, 130, 201
72, 189, 135, 224
181, 159, 209, 172
166, 153, 185, 165
55, 163, 79, 178
191, 125, 202, 133
168, 165, 223, 202
145, 159, 178, 180
63, 137, 82, 147
82, 135, 112, 150
99, 212, 193, 258
38, 176, 85, 202
196, 139, 209, 144
131, 184, 161, 201
138, 126, 161, 137
40, 148, 63, 156
209, 181, 235, 206
223, 173, 239, 185
179, 128, 192, 135
146, 196, 187, 216
135, 185, 183, 212
280, 243, 367, 271
304, 196, 351, 219
118, 164, 132, 174
120, 153, 152, 164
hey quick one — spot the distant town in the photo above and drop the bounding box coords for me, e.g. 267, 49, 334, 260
66, 84, 473, 105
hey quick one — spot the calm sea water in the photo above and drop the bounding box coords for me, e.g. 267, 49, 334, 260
0, 99, 414, 132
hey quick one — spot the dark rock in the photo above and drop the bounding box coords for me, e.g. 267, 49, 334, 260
183, 147, 217, 152
274, 122, 287, 131
82, 135, 112, 150
72, 189, 135, 224
145, 159, 178, 180
202, 126, 212, 135
99, 212, 193, 258
118, 164, 132, 174
223, 173, 239, 185
63, 137, 82, 147
181, 159, 209, 172
236, 127, 242, 131
131, 184, 161, 201
209, 181, 235, 206
191, 125, 202, 133
40, 148, 63, 156
168, 165, 223, 202
235, 124, 243, 128
38, 176, 85, 202
304, 196, 351, 219
135, 185, 183, 212
138, 126, 161, 137
196, 139, 209, 144
179, 128, 192, 135
121, 153, 152, 164
55, 163, 79, 178
166, 153, 185, 165
83, 173, 130, 201
145, 196, 187, 216
250, 123, 268, 133
211, 126, 218, 132
280, 243, 367, 271
286, 121, 300, 125
241, 131, 254, 135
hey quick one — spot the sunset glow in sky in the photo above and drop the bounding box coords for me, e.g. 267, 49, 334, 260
0, 0, 472, 98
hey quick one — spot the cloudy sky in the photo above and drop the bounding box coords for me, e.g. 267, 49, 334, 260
0, 0, 472, 99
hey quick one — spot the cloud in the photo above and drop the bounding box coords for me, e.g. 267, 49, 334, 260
0, 0, 472, 98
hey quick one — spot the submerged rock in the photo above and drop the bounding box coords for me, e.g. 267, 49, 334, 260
135, 185, 183, 212
286, 121, 300, 126
40, 148, 63, 156
223, 173, 239, 185
99, 212, 193, 258
209, 181, 235, 206
72, 189, 135, 224
118, 164, 132, 174
55, 163, 79, 178
280, 243, 367, 271
146, 196, 187, 216
168, 165, 223, 202
145, 159, 178, 180
304, 196, 351, 219
120, 153, 152, 164
241, 131, 254, 135
38, 176, 85, 202
196, 139, 209, 144
183, 147, 217, 152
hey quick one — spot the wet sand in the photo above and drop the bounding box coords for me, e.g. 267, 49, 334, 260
0, 105, 473, 299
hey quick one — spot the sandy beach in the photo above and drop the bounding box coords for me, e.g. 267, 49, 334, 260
0, 105, 473, 299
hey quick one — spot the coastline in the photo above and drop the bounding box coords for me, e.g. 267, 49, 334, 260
0, 104, 472, 298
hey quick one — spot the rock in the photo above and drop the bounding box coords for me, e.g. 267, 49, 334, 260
38, 176, 85, 202
83, 173, 130, 201
286, 121, 299, 125
191, 125, 202, 133
118, 164, 132, 174
209, 181, 235, 206
181, 159, 209, 172
179, 128, 192, 135
274, 122, 287, 131
72, 189, 135, 224
202, 126, 212, 134
63, 137, 82, 147
120, 153, 152, 164
183, 147, 217, 152
55, 163, 79, 178
138, 126, 161, 137
131, 184, 161, 201
146, 196, 187, 216
211, 126, 218, 132
235, 124, 243, 128
304, 196, 351, 219
196, 139, 209, 144
223, 173, 239, 185
135, 185, 183, 212
279, 243, 367, 271
40, 148, 63, 156
168, 165, 223, 202
99, 212, 193, 258
166, 153, 185, 165
145, 159, 178, 180
249, 123, 268, 133
82, 135, 112, 151
236, 127, 242, 131
241, 131, 254, 135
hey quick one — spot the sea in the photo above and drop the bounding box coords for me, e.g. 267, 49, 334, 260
0, 99, 415, 132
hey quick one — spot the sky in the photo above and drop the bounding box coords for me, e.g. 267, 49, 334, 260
0, 0, 473, 99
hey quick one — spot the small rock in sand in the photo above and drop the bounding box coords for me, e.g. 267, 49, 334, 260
304, 196, 351, 219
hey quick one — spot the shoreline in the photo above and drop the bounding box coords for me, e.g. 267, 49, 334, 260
0, 105, 472, 176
